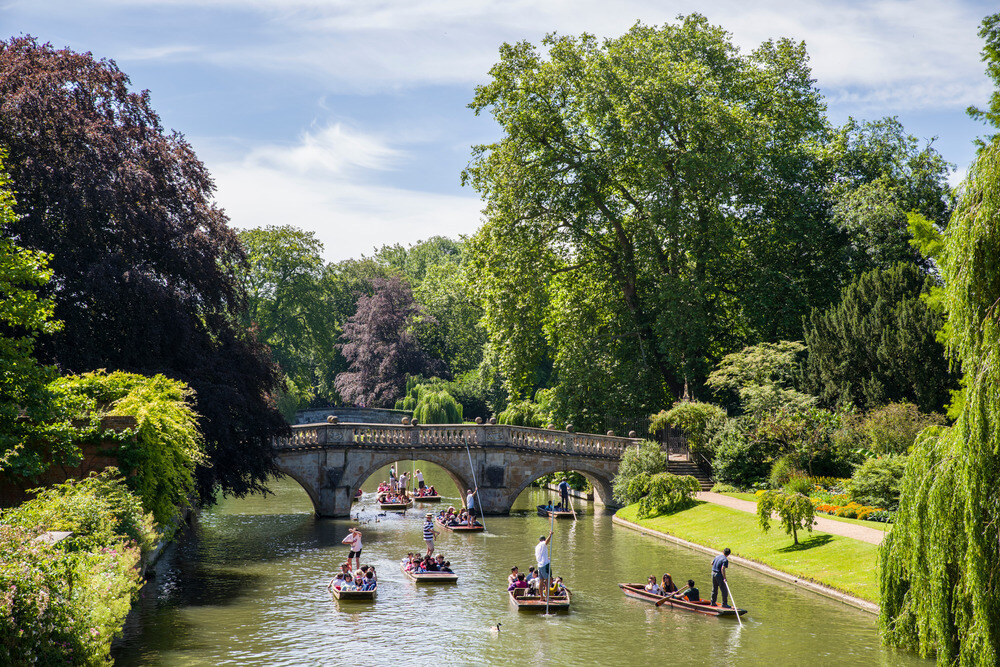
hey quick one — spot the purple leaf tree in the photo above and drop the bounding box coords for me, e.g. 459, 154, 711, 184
335, 277, 443, 407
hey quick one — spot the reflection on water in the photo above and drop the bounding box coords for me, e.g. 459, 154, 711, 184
114, 463, 925, 666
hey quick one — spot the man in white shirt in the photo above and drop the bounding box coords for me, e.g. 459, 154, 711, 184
535, 531, 553, 599
416, 469, 425, 489
465, 487, 479, 524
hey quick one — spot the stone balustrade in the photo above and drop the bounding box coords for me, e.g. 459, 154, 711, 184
275, 422, 636, 459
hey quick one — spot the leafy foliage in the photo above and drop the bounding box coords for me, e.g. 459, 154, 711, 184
637, 473, 701, 518
710, 420, 772, 488
335, 277, 443, 407
0, 37, 286, 500
0, 157, 71, 480
395, 379, 463, 424
237, 226, 338, 416
650, 401, 726, 454
50, 371, 205, 527
804, 263, 957, 413
860, 402, 945, 455
464, 14, 836, 416
497, 399, 548, 428
612, 440, 667, 505
706, 341, 814, 415
847, 455, 908, 511
0, 470, 149, 665
756, 489, 816, 545
879, 129, 1000, 662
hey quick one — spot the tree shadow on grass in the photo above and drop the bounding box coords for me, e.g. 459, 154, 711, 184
777, 533, 834, 552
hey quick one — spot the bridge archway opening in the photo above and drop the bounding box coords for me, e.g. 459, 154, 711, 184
262, 472, 319, 515
355, 458, 470, 502
510, 468, 614, 512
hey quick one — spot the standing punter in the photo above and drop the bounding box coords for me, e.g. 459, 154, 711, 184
535, 531, 553, 600
711, 547, 731, 608
465, 487, 479, 524
423, 513, 439, 557
557, 477, 570, 510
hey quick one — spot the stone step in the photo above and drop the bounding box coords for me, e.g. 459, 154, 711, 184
666, 463, 713, 490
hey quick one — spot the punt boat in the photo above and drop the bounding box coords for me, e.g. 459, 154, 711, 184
537, 504, 578, 519
618, 583, 746, 617
435, 516, 485, 532
378, 494, 413, 511
331, 583, 376, 600
400, 558, 458, 583
509, 587, 571, 611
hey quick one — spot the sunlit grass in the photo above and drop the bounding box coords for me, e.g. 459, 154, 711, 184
616, 501, 880, 603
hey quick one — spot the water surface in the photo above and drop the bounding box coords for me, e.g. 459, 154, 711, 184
114, 463, 924, 666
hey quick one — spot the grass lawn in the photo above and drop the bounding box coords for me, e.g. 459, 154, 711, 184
716, 492, 891, 533
617, 501, 881, 604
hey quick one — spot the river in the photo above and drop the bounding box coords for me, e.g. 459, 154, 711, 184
114, 462, 924, 666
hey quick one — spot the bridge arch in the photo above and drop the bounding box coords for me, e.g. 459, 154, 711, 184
341, 451, 473, 504
503, 461, 615, 514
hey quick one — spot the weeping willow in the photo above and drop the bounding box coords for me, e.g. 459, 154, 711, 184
879, 138, 1000, 664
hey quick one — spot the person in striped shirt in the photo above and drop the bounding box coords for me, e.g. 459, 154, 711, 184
423, 513, 439, 557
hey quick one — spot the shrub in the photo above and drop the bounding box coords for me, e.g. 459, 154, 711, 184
650, 401, 726, 455
866, 510, 894, 523
710, 482, 738, 493
861, 403, 945, 455
50, 371, 205, 528
756, 489, 816, 545
783, 474, 813, 496
846, 454, 908, 511
497, 399, 546, 428
769, 455, 801, 489
710, 421, 770, 488
0, 470, 148, 665
637, 473, 701, 518
2, 469, 156, 554
395, 378, 464, 424
612, 440, 666, 504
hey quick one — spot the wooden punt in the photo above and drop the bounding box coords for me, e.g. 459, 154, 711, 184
352, 489, 363, 502
378, 494, 413, 511
618, 583, 746, 617
400, 559, 458, 583
537, 505, 578, 519
331, 583, 377, 600
435, 517, 485, 532
413, 493, 442, 502
509, 587, 571, 611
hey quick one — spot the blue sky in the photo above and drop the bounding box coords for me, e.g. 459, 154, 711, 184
2, 0, 996, 260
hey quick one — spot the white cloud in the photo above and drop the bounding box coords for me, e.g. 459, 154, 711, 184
204, 125, 483, 260
22, 0, 990, 110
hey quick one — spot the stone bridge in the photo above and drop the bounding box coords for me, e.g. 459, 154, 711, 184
273, 423, 638, 517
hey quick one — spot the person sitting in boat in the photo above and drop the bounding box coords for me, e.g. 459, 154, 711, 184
340, 574, 358, 592
645, 575, 663, 595
508, 573, 529, 592
549, 576, 566, 597
434, 554, 449, 571
421, 555, 438, 572
526, 567, 540, 595
358, 571, 375, 591
661, 573, 678, 594
672, 579, 700, 602
328, 573, 345, 590
427, 485, 436, 496
508, 566, 520, 587
439, 560, 453, 574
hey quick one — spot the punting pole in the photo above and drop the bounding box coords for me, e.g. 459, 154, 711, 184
464, 440, 486, 532
545, 510, 554, 615
725, 581, 743, 627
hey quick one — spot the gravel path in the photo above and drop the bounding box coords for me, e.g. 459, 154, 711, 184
696, 491, 887, 545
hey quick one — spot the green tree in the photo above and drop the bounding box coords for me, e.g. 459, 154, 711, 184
0, 37, 286, 500
464, 15, 832, 409
804, 263, 957, 413
706, 341, 815, 416
650, 401, 726, 455
756, 489, 816, 545
0, 157, 68, 480
880, 56, 1000, 657
237, 225, 338, 415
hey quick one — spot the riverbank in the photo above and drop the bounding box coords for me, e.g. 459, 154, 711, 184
614, 501, 880, 612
